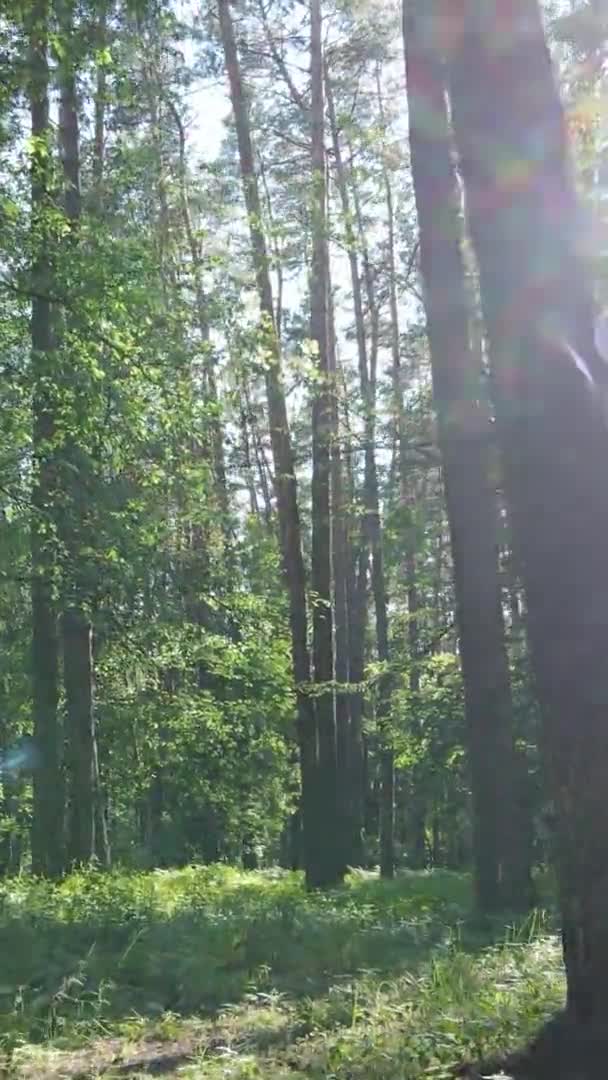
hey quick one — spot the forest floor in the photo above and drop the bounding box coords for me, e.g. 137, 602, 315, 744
0, 866, 564, 1079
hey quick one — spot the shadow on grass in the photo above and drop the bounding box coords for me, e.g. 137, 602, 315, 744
0, 867, 556, 1056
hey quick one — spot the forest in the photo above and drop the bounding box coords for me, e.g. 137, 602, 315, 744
1, 0, 608, 1076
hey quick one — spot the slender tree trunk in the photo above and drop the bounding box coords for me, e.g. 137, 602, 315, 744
167, 96, 229, 530
326, 85, 367, 868
405, 0, 531, 911
329, 290, 349, 868
328, 280, 361, 869
343, 391, 367, 865
406, 555, 427, 869
218, 0, 328, 888
239, 400, 260, 518
328, 74, 394, 878
447, 0, 608, 1032
352, 170, 394, 880
92, 2, 106, 208
92, 13, 112, 867
379, 66, 429, 877
29, 0, 64, 878
62, 610, 95, 863
309, 0, 342, 887
245, 381, 273, 525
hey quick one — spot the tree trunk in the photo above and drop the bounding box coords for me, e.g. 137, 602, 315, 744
406, 555, 427, 870
29, 0, 64, 879
379, 65, 427, 878
328, 75, 394, 878
167, 95, 229, 532
309, 0, 341, 887
92, 2, 107, 208
447, 0, 608, 1030
329, 289, 360, 869
405, 0, 531, 911
239, 398, 261, 519
326, 77, 367, 869
218, 0, 327, 888
56, 4, 108, 869
344, 404, 368, 866
62, 610, 95, 864
245, 380, 273, 525
353, 170, 394, 880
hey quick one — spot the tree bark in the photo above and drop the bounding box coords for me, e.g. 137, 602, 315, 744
29, 0, 64, 878
405, 0, 531, 911
447, 0, 608, 1021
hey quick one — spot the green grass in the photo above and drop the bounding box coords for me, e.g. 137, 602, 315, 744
0, 866, 565, 1078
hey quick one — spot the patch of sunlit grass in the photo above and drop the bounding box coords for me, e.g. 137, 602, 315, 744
0, 867, 564, 1078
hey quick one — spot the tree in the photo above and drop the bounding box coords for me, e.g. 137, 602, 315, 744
28, 0, 65, 878
404, 0, 531, 911
218, 0, 342, 887
326, 64, 395, 878
448, 0, 608, 1064
55, 0, 109, 869
309, 0, 343, 887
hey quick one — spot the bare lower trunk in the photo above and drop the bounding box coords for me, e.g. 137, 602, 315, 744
405, 0, 531, 911
448, 0, 608, 1027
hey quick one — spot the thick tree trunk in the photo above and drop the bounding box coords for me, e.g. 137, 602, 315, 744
56, 7, 108, 869
218, 0, 330, 888
405, 0, 531, 911
447, 0, 608, 1030
29, 0, 64, 879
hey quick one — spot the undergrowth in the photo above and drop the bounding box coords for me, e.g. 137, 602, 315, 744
0, 866, 565, 1078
